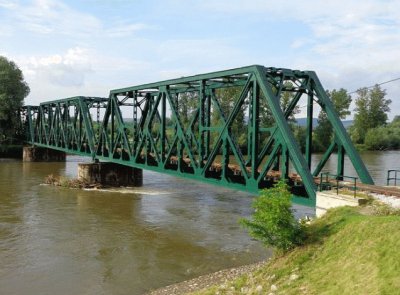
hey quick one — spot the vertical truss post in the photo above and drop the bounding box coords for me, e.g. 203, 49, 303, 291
111, 96, 115, 153
246, 87, 252, 167
251, 80, 259, 180
222, 136, 229, 180
199, 80, 206, 166
305, 91, 313, 168
205, 89, 211, 161
161, 91, 166, 162
281, 145, 289, 179
132, 91, 138, 155
96, 102, 101, 138
337, 143, 345, 180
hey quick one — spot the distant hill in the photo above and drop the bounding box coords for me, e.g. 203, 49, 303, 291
295, 118, 353, 129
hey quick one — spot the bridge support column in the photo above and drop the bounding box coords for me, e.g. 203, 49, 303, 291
23, 146, 66, 162
78, 162, 143, 187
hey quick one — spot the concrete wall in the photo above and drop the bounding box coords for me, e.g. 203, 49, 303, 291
316, 191, 367, 217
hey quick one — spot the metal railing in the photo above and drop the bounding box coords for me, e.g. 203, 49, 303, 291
319, 172, 358, 198
387, 170, 400, 186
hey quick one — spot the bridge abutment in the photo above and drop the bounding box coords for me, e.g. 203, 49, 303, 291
78, 162, 143, 187
316, 191, 367, 217
23, 146, 66, 162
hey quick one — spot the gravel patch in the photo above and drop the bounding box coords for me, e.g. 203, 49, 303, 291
146, 261, 267, 295
370, 192, 400, 208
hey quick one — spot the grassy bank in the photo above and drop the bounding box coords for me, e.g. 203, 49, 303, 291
194, 205, 400, 295
0, 144, 22, 158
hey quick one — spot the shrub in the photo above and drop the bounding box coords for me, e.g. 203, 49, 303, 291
240, 181, 306, 252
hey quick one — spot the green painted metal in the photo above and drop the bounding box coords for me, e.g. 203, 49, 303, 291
21, 65, 374, 206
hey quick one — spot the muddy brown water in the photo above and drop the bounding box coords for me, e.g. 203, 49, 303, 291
0, 151, 398, 294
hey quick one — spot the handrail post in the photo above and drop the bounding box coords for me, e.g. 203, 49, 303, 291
320, 173, 323, 191
387, 170, 389, 186
336, 176, 339, 195
354, 178, 357, 198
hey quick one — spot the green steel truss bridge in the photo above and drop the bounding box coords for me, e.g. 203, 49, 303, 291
21, 65, 374, 206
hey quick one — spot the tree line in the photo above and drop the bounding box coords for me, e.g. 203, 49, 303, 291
312, 85, 393, 152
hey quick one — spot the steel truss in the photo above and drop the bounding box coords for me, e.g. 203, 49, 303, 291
21, 65, 374, 205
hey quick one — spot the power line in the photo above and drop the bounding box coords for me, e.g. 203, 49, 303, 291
296, 76, 400, 109
348, 77, 400, 94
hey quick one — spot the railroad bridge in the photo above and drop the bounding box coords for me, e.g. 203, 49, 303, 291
21, 65, 374, 206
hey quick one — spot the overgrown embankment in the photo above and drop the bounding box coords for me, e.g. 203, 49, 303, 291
194, 205, 400, 295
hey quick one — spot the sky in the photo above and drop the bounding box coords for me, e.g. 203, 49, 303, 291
0, 0, 399, 119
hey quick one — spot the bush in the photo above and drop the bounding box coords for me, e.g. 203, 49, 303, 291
240, 181, 306, 252
364, 126, 400, 150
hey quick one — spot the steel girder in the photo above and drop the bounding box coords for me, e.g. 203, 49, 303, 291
21, 65, 374, 206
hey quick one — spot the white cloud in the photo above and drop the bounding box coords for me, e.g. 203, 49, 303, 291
15, 0, 101, 36
0, 0, 17, 9
0, 0, 148, 38
106, 23, 153, 37
12, 47, 93, 103
155, 39, 249, 72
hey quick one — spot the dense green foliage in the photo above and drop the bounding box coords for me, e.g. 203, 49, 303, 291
240, 181, 306, 251
0, 56, 30, 143
313, 88, 352, 152
197, 205, 400, 295
350, 85, 391, 144
364, 116, 400, 150
213, 86, 247, 149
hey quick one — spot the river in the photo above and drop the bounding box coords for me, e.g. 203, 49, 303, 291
0, 151, 399, 294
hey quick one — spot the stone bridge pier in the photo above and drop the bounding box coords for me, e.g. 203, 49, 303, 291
78, 162, 143, 187
23, 146, 66, 162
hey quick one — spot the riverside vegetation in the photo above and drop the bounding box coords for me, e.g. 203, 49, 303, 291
193, 191, 400, 295
44, 174, 103, 189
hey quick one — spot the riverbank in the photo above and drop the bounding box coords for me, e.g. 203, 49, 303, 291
147, 261, 267, 295
0, 144, 22, 158
150, 202, 400, 294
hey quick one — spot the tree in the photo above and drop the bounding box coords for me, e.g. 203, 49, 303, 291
280, 82, 300, 124
314, 88, 352, 151
364, 117, 400, 151
0, 56, 30, 143
351, 85, 391, 144
177, 91, 198, 128
260, 81, 300, 127
240, 181, 306, 252
213, 86, 247, 149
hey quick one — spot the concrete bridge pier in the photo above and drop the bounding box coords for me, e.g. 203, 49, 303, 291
23, 146, 66, 162
78, 162, 143, 187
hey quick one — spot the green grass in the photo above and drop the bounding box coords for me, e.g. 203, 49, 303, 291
194, 206, 400, 295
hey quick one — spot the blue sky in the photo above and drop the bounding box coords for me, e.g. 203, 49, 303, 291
1, 0, 399, 119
